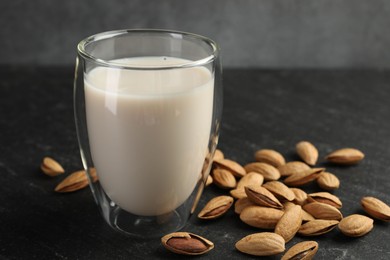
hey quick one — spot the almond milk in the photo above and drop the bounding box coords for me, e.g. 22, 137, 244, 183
85, 57, 214, 216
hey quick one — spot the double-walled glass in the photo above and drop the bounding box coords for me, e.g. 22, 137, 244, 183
74, 29, 222, 237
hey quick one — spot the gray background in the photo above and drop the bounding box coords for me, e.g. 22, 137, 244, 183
1, 0, 390, 68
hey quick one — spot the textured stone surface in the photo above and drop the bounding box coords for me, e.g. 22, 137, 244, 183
1, 0, 390, 68
0, 66, 390, 259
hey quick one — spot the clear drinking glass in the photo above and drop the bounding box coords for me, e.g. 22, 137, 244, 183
74, 29, 222, 237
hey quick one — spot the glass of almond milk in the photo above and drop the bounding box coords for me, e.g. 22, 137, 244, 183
74, 30, 222, 237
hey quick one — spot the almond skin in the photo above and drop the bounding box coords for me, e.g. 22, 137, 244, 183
361, 196, 390, 222
235, 232, 285, 256
254, 149, 286, 167
205, 175, 213, 186
325, 148, 364, 165
296, 141, 318, 166
236, 172, 264, 189
338, 214, 373, 237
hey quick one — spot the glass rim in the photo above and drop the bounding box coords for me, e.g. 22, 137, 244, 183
77, 29, 219, 70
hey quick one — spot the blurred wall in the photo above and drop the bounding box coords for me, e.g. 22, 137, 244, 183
1, 0, 390, 68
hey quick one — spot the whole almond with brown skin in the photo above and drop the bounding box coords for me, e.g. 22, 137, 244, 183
41, 157, 65, 177
213, 149, 224, 161
278, 161, 311, 177
281, 241, 319, 260
325, 148, 364, 165
361, 196, 390, 221
235, 197, 256, 214
245, 185, 283, 209
290, 188, 308, 205
235, 232, 285, 256
303, 202, 343, 220
338, 214, 373, 237
55, 168, 98, 193
240, 206, 284, 229
317, 172, 340, 190
230, 188, 247, 199
263, 181, 295, 201
284, 168, 324, 187
307, 192, 342, 209
214, 159, 246, 178
254, 149, 286, 167
198, 196, 233, 219
275, 205, 303, 242
236, 172, 264, 189
212, 169, 236, 189
282, 201, 296, 211
244, 162, 280, 181
298, 219, 339, 236
161, 232, 214, 255
296, 141, 318, 166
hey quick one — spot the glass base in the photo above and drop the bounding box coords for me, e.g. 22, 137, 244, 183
108, 206, 185, 238
91, 181, 203, 238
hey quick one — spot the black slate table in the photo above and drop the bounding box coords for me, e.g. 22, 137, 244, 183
1, 66, 389, 259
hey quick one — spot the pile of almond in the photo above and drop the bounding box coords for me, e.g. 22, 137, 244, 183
161, 141, 390, 258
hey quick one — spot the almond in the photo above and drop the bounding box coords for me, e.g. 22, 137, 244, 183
275, 205, 303, 242
361, 196, 390, 222
198, 196, 233, 219
244, 162, 280, 181
236, 172, 264, 189
338, 214, 373, 237
213, 149, 224, 161
298, 219, 339, 236
161, 232, 214, 255
254, 149, 286, 167
214, 159, 246, 178
230, 188, 247, 199
245, 185, 283, 209
263, 181, 295, 201
296, 141, 318, 166
206, 175, 213, 186
317, 172, 340, 190
281, 241, 318, 260
325, 148, 364, 165
284, 168, 324, 187
41, 157, 65, 177
278, 161, 311, 177
240, 206, 284, 229
55, 168, 98, 193
235, 232, 285, 256
212, 169, 236, 189
307, 192, 342, 209
303, 202, 343, 221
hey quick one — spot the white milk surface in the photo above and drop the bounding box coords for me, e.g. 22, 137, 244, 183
85, 57, 214, 216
